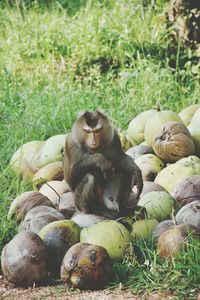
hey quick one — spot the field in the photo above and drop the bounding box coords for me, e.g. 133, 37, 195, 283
0, 1, 200, 299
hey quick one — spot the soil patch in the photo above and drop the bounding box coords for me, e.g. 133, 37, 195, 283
0, 276, 176, 300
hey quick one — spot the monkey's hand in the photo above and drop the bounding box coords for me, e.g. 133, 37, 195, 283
69, 153, 112, 190
116, 154, 143, 198
130, 169, 143, 199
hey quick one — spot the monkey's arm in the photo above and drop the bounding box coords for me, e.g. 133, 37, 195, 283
68, 153, 112, 190
116, 154, 143, 197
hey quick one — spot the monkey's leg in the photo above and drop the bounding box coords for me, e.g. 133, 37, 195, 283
74, 173, 98, 214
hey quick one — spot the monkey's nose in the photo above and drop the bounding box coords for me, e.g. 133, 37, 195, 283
90, 142, 98, 149
109, 196, 114, 202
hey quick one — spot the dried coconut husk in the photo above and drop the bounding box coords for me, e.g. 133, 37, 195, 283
19, 205, 65, 234
61, 243, 113, 290
140, 181, 166, 198
8, 191, 54, 222
1, 231, 48, 286
157, 223, 200, 260
152, 121, 195, 163
171, 175, 200, 207
153, 219, 174, 240
175, 200, 200, 229
126, 144, 153, 160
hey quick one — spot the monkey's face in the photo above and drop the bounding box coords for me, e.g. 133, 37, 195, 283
82, 127, 103, 152
72, 110, 114, 152
73, 125, 103, 152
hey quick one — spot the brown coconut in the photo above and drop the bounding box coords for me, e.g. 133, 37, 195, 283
153, 219, 174, 239
8, 191, 54, 222
61, 243, 114, 290
1, 232, 48, 286
171, 175, 200, 207
19, 205, 65, 234
175, 200, 200, 230
140, 181, 166, 198
126, 144, 153, 160
152, 121, 195, 163
157, 223, 199, 259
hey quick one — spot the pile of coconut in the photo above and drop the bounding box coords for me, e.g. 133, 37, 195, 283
1, 104, 200, 290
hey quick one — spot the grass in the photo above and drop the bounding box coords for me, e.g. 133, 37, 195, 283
112, 236, 200, 299
0, 0, 200, 298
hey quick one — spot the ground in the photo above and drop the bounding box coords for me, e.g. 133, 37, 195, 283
0, 276, 175, 300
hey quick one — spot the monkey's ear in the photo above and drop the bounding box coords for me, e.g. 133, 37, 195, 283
96, 108, 108, 120
77, 110, 87, 119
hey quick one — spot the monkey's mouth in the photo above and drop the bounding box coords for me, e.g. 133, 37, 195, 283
86, 147, 100, 153
82, 143, 101, 153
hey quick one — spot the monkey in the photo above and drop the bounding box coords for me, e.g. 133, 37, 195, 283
73, 170, 132, 219
102, 171, 124, 218
73, 171, 108, 216
63, 109, 143, 217
102, 170, 147, 219
72, 169, 142, 220
101, 170, 137, 219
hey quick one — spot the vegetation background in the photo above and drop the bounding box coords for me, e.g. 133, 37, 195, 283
0, 0, 199, 298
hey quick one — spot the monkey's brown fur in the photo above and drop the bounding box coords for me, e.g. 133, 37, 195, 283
63, 110, 143, 218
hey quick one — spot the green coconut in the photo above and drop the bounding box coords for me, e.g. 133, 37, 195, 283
9, 141, 44, 180
190, 108, 200, 124
138, 191, 175, 221
32, 161, 64, 190
144, 110, 183, 146
80, 220, 132, 261
188, 123, 200, 156
135, 153, 165, 181
131, 218, 159, 239
36, 134, 66, 168
179, 104, 200, 126
118, 131, 136, 151
127, 109, 156, 144
39, 220, 80, 275
155, 156, 200, 193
